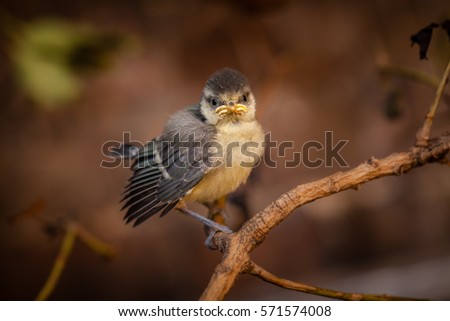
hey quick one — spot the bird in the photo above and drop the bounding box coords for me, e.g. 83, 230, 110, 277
120, 68, 264, 237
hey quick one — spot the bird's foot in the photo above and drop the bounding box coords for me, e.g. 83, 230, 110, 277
176, 206, 232, 249
204, 230, 219, 250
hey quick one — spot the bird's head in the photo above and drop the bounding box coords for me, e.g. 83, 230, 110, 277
200, 68, 256, 125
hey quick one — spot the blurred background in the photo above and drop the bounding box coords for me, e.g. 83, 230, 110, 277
1, 0, 449, 300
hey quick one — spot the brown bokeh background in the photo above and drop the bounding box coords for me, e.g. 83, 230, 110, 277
1, 0, 449, 300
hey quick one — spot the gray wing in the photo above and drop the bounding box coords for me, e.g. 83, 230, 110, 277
110, 143, 140, 159
121, 107, 215, 226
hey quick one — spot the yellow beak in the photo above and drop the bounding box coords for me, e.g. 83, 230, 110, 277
215, 104, 248, 116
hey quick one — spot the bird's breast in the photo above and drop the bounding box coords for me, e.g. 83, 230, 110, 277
213, 120, 265, 168
184, 120, 264, 203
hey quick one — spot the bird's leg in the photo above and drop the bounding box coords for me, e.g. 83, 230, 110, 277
176, 204, 232, 249
177, 206, 232, 233
201, 196, 230, 249
176, 201, 233, 242
206, 195, 229, 225
175, 200, 231, 249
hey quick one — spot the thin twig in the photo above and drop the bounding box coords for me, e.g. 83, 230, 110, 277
247, 261, 423, 301
416, 57, 450, 146
36, 221, 116, 300
380, 65, 441, 88
36, 224, 77, 300
73, 222, 116, 258
8, 199, 46, 223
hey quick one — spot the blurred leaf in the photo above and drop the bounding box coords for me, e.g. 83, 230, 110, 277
410, 23, 439, 60
9, 18, 127, 109
68, 33, 125, 72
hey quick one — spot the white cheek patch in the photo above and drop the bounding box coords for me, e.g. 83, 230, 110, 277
200, 102, 220, 125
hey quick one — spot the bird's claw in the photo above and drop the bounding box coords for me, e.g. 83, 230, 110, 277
204, 225, 232, 250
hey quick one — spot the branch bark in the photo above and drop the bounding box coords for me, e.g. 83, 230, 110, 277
200, 134, 450, 300
247, 261, 423, 301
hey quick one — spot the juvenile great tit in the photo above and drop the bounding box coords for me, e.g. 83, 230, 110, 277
121, 68, 264, 234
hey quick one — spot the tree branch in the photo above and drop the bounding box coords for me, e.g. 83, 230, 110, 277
247, 261, 423, 301
200, 134, 450, 300
416, 57, 450, 146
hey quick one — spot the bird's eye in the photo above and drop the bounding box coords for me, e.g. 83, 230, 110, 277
210, 98, 218, 107
242, 94, 248, 102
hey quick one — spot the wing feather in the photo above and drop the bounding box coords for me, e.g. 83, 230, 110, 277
121, 107, 215, 226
